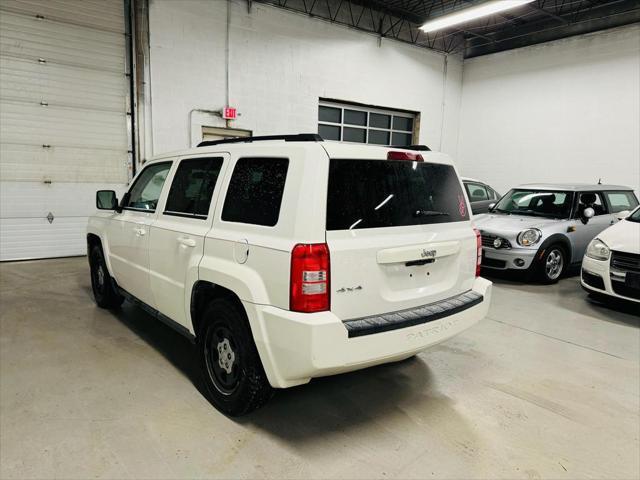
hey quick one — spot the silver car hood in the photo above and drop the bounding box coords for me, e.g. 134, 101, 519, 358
473, 213, 566, 236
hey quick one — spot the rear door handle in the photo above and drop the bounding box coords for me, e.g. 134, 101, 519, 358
177, 237, 196, 247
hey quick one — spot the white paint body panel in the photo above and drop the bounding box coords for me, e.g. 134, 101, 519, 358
88, 141, 491, 388
581, 212, 640, 303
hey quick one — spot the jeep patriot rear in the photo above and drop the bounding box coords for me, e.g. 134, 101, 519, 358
87, 135, 492, 415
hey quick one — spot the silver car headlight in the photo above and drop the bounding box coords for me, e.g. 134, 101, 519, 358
586, 238, 610, 261
517, 228, 542, 247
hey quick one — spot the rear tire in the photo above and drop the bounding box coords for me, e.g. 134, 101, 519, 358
197, 298, 273, 416
536, 244, 566, 284
89, 245, 124, 309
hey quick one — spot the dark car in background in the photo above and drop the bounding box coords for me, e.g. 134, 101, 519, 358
462, 177, 501, 214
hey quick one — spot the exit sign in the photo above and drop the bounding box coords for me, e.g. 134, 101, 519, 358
223, 107, 237, 120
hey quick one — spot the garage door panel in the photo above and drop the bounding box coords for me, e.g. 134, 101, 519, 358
0, 144, 128, 183
0, 12, 125, 72
0, 0, 124, 34
0, 181, 127, 218
0, 216, 90, 260
0, 101, 127, 149
0, 0, 128, 260
0, 58, 126, 112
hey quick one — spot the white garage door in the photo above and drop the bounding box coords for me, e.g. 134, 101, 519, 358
0, 0, 130, 261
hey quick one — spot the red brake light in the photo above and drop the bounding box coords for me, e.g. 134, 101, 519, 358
387, 151, 424, 161
474, 228, 482, 277
290, 243, 330, 313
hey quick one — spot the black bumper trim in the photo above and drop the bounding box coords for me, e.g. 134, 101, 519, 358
343, 290, 484, 338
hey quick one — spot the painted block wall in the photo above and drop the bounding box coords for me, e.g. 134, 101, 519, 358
457, 25, 640, 194
147, 0, 463, 157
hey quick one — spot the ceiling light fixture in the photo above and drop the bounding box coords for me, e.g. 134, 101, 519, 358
420, 0, 535, 33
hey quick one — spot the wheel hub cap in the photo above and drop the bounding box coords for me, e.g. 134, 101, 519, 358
217, 338, 235, 374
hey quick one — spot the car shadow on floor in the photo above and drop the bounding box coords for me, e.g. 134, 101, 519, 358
104, 297, 443, 436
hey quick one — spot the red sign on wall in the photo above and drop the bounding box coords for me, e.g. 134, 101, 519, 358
223, 107, 237, 120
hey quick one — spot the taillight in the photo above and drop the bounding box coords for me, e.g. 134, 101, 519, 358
290, 243, 330, 313
387, 151, 424, 161
474, 228, 482, 277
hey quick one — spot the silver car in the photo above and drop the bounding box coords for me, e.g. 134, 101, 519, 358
473, 184, 639, 283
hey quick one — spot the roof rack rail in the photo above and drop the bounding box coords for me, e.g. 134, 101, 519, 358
389, 144, 431, 151
197, 133, 323, 147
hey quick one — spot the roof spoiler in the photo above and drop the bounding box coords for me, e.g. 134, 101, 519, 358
389, 144, 431, 151
198, 133, 323, 147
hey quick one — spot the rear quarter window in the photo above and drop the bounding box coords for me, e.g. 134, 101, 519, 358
327, 159, 469, 231
221, 157, 289, 227
605, 191, 639, 213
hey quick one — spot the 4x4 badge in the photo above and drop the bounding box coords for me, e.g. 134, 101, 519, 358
336, 286, 362, 293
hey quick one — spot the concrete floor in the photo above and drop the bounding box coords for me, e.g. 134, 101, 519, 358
0, 257, 638, 479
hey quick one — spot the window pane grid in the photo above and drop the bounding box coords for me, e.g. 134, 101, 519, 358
318, 102, 415, 146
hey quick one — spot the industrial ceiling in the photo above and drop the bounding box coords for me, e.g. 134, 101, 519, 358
257, 0, 640, 57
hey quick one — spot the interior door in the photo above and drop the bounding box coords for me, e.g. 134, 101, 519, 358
106, 161, 172, 306
149, 155, 227, 328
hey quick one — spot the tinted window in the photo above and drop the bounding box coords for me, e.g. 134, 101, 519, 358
126, 162, 171, 211
319, 106, 340, 123
465, 182, 489, 202
222, 158, 289, 226
370, 113, 390, 129
368, 130, 390, 145
577, 191, 607, 216
391, 132, 412, 146
343, 127, 366, 143
327, 159, 469, 230
494, 189, 572, 219
319, 124, 340, 141
344, 109, 367, 126
605, 191, 638, 213
393, 116, 413, 132
164, 157, 223, 217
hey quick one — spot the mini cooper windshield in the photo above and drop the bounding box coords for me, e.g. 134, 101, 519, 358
493, 189, 573, 219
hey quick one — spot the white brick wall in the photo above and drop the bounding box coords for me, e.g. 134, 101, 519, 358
147, 0, 463, 157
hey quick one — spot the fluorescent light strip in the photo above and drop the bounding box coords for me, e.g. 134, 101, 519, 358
420, 0, 535, 33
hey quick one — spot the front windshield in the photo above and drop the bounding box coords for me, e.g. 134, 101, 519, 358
493, 189, 573, 219
627, 207, 640, 223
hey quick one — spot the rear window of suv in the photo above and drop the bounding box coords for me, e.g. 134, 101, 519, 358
222, 157, 289, 226
327, 159, 469, 231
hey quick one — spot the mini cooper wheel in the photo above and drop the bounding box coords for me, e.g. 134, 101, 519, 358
89, 245, 124, 309
538, 245, 566, 284
197, 298, 273, 416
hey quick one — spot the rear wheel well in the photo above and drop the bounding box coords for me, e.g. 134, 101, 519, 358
190, 282, 245, 336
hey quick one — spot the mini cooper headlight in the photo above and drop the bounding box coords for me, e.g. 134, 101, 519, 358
586, 238, 610, 261
517, 229, 542, 247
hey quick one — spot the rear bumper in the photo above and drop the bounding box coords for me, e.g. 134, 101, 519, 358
247, 277, 492, 388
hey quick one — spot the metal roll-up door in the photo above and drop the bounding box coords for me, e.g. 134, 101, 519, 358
0, 0, 131, 260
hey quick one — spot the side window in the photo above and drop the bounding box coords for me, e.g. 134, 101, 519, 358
577, 192, 607, 216
466, 182, 489, 202
164, 157, 223, 218
126, 162, 172, 211
487, 187, 499, 200
605, 191, 638, 213
221, 157, 289, 227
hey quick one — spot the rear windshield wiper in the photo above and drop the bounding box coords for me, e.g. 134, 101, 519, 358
413, 210, 450, 217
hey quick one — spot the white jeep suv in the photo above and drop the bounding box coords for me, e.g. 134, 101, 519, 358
87, 134, 492, 415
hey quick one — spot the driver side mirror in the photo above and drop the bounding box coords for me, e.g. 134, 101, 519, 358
96, 190, 118, 210
581, 207, 595, 224
488, 202, 496, 212
616, 210, 630, 221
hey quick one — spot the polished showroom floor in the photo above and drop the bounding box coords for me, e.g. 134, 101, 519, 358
0, 257, 638, 479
